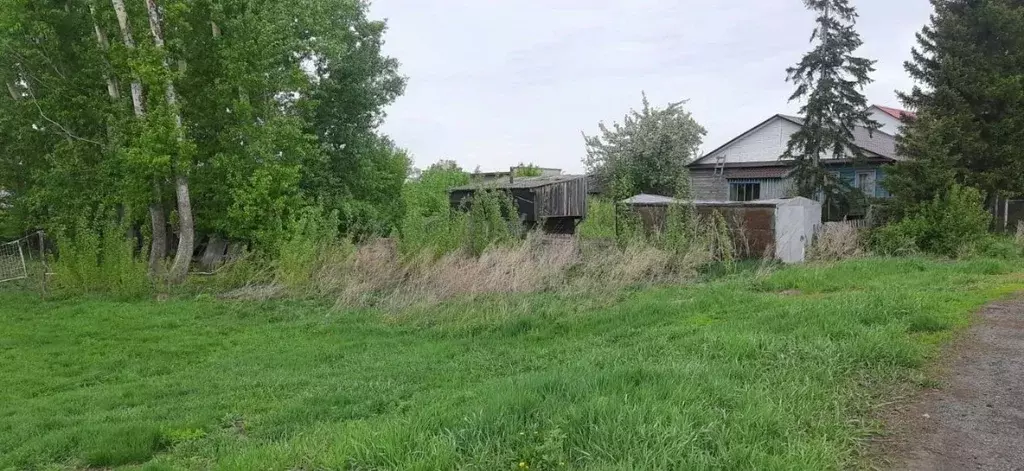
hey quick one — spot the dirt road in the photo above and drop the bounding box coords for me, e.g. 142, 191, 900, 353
891, 297, 1024, 471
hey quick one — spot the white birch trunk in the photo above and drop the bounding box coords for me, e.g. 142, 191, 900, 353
111, 0, 166, 275
6, 81, 18, 101
111, 0, 144, 117
89, 3, 121, 100
145, 0, 194, 282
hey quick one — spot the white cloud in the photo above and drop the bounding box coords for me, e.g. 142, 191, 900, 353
370, 0, 934, 173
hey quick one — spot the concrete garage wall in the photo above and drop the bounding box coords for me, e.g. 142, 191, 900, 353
625, 197, 822, 263
775, 199, 821, 264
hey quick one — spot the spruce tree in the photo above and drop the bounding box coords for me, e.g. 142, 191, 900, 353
887, 0, 1024, 214
783, 0, 879, 201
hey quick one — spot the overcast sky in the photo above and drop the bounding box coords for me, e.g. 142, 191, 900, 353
368, 0, 934, 174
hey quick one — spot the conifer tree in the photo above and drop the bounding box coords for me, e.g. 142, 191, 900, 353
887, 0, 1024, 214
783, 0, 879, 201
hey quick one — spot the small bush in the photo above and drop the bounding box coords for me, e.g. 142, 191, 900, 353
461, 189, 520, 257
870, 219, 922, 257
275, 207, 343, 292
578, 197, 615, 240
971, 235, 1022, 260
870, 184, 990, 257
399, 164, 470, 257
51, 214, 150, 297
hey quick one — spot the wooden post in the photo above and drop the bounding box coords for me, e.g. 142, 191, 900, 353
1005, 197, 1010, 233
38, 231, 48, 298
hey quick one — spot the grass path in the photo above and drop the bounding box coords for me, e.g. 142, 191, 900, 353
1, 258, 1021, 470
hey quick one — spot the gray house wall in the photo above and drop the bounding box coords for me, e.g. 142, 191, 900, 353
690, 169, 792, 201
690, 169, 728, 200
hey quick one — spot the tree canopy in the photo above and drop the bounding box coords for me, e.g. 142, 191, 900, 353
0, 0, 408, 275
583, 93, 706, 197
886, 0, 1024, 213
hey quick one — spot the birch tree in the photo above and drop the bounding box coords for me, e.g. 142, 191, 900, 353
1, 0, 410, 277
110, 0, 171, 274
143, 0, 194, 282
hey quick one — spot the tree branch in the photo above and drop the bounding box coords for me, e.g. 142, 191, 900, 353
21, 76, 103, 146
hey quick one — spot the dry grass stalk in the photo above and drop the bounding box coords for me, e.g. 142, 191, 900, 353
299, 230, 727, 309
809, 222, 864, 261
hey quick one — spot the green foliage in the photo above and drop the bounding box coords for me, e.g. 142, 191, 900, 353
514, 163, 544, 177
870, 220, 924, 257
871, 184, 991, 257
51, 214, 150, 298
783, 0, 880, 199
1, 0, 408, 276
708, 210, 735, 266
1, 258, 1021, 469
663, 174, 697, 254
889, 0, 1024, 210
462, 189, 520, 257
275, 207, 341, 291
399, 161, 470, 257
583, 93, 706, 196
972, 235, 1023, 260
578, 197, 615, 240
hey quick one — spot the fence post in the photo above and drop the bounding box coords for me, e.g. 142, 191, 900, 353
38, 231, 47, 298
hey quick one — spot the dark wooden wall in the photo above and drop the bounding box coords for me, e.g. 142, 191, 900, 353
534, 178, 587, 220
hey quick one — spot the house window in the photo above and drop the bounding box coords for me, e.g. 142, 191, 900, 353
855, 171, 876, 197
729, 182, 761, 201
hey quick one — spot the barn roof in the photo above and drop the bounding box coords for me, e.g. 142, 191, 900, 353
450, 174, 586, 191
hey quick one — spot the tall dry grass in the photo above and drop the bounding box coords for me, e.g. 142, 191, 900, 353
290, 231, 721, 309
808, 221, 864, 262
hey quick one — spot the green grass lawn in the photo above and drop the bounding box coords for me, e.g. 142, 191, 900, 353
1, 258, 1021, 470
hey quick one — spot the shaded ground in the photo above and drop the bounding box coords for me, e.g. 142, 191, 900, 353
890, 296, 1024, 471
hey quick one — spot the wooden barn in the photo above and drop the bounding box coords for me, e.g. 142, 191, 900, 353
449, 175, 588, 234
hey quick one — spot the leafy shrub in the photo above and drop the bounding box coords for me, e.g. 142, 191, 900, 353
51, 214, 150, 297
578, 197, 615, 240
276, 207, 342, 291
461, 189, 520, 256
971, 235, 1022, 260
869, 219, 923, 256
870, 184, 990, 257
399, 164, 469, 257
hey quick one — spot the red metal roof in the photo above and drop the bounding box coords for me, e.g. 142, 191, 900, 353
874, 105, 916, 120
